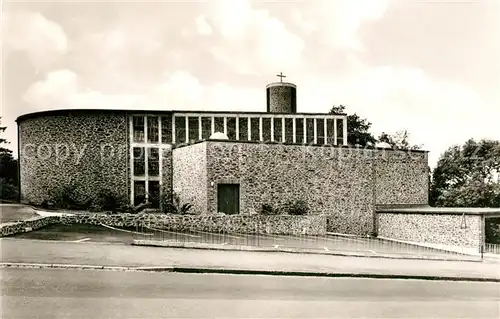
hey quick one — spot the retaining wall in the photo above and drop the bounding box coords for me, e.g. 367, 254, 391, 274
60, 213, 327, 235
0, 216, 61, 237
377, 212, 483, 251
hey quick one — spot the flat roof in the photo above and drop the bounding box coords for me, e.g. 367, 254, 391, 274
377, 205, 500, 216
266, 82, 297, 89
16, 108, 347, 123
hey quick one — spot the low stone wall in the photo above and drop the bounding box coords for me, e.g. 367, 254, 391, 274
60, 213, 327, 235
0, 216, 61, 237
377, 212, 483, 251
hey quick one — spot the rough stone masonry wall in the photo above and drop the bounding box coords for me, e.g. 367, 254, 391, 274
172, 143, 207, 214
161, 147, 173, 204
60, 213, 326, 235
0, 216, 61, 237
377, 213, 483, 249
267, 85, 296, 113
18, 112, 129, 205
375, 150, 429, 205
202, 142, 428, 235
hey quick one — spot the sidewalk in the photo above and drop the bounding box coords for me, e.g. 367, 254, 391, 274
1, 238, 499, 281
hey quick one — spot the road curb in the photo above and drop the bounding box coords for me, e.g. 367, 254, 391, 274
171, 267, 500, 283
0, 262, 140, 271
1, 262, 499, 283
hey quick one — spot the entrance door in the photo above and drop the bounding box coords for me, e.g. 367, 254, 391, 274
217, 184, 240, 215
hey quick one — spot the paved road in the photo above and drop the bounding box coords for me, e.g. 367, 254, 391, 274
2, 238, 499, 280
10, 223, 477, 260
1, 268, 499, 318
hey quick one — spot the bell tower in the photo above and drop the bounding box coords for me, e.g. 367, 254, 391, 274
266, 72, 297, 113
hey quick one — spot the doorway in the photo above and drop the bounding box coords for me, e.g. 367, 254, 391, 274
217, 184, 240, 215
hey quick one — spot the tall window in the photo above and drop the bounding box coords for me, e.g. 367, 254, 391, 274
133, 147, 145, 176
148, 181, 160, 208
306, 118, 314, 144
262, 118, 271, 141
201, 117, 212, 139
147, 117, 159, 143
295, 118, 304, 143
317, 118, 325, 144
285, 118, 293, 143
148, 148, 159, 176
161, 116, 172, 144
250, 118, 260, 141
326, 119, 335, 144
274, 118, 283, 142
133, 116, 145, 143
175, 117, 185, 144
214, 117, 224, 133
239, 117, 248, 140
134, 181, 146, 205
188, 117, 199, 142
227, 117, 236, 140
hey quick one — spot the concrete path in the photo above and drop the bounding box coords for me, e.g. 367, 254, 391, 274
1, 238, 499, 281
0, 204, 72, 224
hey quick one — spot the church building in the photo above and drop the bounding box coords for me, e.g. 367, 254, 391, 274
16, 75, 429, 235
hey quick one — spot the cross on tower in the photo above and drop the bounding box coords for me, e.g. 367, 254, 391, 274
276, 72, 286, 82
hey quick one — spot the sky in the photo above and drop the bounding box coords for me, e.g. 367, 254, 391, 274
1, 0, 499, 167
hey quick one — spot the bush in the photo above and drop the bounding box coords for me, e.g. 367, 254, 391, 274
49, 184, 92, 210
284, 199, 309, 216
485, 217, 500, 244
162, 193, 193, 214
118, 204, 136, 214
260, 203, 278, 215
96, 189, 127, 213
0, 179, 18, 202
369, 231, 378, 238
40, 200, 55, 210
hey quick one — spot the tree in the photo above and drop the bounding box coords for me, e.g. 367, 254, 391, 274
330, 105, 376, 147
378, 130, 422, 150
430, 139, 500, 207
0, 119, 12, 154
0, 118, 19, 201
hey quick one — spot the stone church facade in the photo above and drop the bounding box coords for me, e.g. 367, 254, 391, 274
16, 80, 429, 235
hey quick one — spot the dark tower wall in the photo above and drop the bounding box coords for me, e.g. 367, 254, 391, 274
266, 82, 297, 113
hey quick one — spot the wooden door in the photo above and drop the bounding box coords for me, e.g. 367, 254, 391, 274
217, 184, 240, 215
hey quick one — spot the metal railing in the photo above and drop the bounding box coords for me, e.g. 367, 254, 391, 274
132, 222, 482, 261
485, 243, 500, 254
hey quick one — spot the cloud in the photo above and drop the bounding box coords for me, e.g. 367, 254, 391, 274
23, 70, 78, 106
196, 0, 388, 74
208, 0, 253, 39
195, 15, 212, 35
297, 65, 499, 166
197, 0, 305, 73
146, 72, 263, 112
83, 24, 164, 60
23, 69, 140, 110
2, 11, 68, 70
292, 0, 389, 50
23, 69, 263, 113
